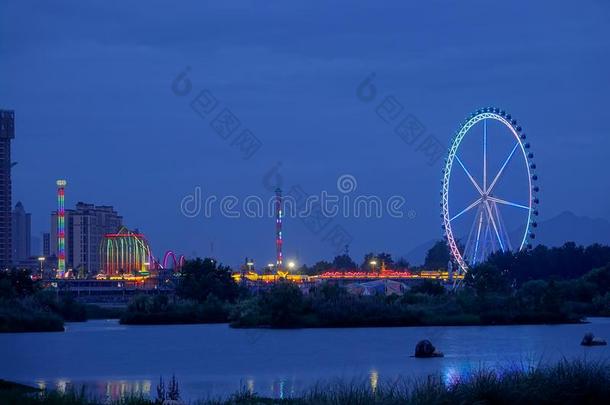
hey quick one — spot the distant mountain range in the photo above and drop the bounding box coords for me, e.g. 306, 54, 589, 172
404, 211, 610, 266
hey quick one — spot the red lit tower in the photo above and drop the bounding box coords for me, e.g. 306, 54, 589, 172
274, 188, 283, 271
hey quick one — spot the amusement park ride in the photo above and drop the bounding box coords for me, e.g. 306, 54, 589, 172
95, 226, 186, 281
441, 107, 538, 277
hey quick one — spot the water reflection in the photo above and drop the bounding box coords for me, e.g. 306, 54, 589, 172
56, 379, 70, 394
269, 378, 295, 399
441, 355, 545, 386
369, 369, 379, 393
442, 365, 464, 386
4, 319, 608, 400
102, 380, 151, 400
246, 378, 254, 395
33, 379, 152, 400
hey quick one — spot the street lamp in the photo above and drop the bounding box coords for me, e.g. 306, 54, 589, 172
287, 261, 296, 271
38, 257, 45, 278
369, 260, 378, 273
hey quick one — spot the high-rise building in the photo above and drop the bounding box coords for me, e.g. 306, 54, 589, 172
12, 201, 31, 263
42, 232, 50, 256
0, 110, 15, 269
31, 235, 40, 258
51, 202, 122, 276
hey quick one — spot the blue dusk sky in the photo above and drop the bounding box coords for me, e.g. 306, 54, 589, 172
1, 1, 609, 267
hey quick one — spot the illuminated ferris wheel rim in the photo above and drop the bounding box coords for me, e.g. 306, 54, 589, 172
441, 107, 539, 273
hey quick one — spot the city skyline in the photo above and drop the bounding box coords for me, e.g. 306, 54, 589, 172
1, 1, 610, 267
2, 2, 610, 403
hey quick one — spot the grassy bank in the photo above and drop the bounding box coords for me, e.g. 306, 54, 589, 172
1, 360, 608, 404
0, 299, 64, 333
0, 270, 90, 332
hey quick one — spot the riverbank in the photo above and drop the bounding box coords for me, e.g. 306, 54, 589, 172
0, 298, 122, 333
1, 360, 608, 404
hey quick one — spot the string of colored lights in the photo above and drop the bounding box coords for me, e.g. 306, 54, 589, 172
100, 227, 152, 276
231, 269, 463, 283
56, 180, 67, 276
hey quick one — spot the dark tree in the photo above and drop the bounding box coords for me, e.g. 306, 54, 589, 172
310, 261, 332, 275
583, 263, 610, 295
176, 258, 238, 302
395, 257, 410, 269
377, 252, 394, 267
423, 241, 450, 270
0, 269, 37, 298
332, 254, 357, 270
261, 281, 305, 327
486, 242, 610, 284
465, 263, 511, 296
361, 252, 376, 270
360, 252, 393, 270
410, 279, 445, 296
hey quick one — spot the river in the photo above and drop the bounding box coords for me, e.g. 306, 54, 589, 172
1, 318, 609, 400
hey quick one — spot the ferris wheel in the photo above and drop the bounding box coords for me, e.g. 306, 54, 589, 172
441, 107, 539, 274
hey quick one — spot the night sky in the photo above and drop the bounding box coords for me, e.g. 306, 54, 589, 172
1, 1, 609, 268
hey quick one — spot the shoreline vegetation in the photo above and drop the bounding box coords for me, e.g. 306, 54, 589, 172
3, 242, 610, 332
1, 360, 609, 404
0, 268, 121, 333
117, 249, 610, 329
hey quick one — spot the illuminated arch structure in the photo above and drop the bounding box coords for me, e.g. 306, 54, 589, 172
100, 227, 152, 277
160, 250, 185, 270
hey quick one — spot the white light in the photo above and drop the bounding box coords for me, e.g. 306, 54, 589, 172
287, 261, 296, 269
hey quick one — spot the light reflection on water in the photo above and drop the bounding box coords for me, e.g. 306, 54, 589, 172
34, 372, 387, 400
369, 369, 379, 393
3, 318, 609, 400
33, 379, 152, 400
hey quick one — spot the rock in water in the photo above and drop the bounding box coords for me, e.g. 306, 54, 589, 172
415, 339, 444, 357
581, 333, 607, 346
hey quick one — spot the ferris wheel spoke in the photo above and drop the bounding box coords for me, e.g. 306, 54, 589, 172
463, 206, 480, 263
450, 197, 482, 222
487, 196, 529, 210
487, 143, 519, 194
472, 210, 484, 265
493, 201, 513, 252
484, 201, 505, 252
455, 156, 484, 196
483, 119, 487, 193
